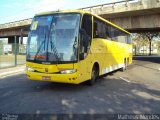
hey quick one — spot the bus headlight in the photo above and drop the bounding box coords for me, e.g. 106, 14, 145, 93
60, 69, 77, 74
26, 67, 35, 72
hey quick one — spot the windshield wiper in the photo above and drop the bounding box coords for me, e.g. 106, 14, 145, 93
73, 36, 78, 55
50, 40, 61, 62
34, 35, 46, 61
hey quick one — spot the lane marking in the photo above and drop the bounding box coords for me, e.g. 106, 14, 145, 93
119, 77, 130, 83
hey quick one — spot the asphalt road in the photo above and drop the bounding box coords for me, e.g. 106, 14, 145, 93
0, 56, 160, 116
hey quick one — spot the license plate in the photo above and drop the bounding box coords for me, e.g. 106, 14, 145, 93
42, 76, 51, 80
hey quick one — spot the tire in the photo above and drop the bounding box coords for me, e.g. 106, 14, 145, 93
120, 59, 127, 72
87, 65, 98, 86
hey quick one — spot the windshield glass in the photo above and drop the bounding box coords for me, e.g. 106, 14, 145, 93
27, 13, 80, 63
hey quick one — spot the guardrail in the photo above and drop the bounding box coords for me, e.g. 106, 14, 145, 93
80, 0, 141, 10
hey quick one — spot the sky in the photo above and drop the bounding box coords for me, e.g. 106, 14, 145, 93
0, 0, 120, 24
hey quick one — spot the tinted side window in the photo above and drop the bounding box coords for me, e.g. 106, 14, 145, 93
93, 17, 130, 43
81, 14, 92, 38
110, 26, 129, 43
127, 35, 132, 44
94, 17, 111, 40
80, 14, 92, 60
105, 24, 111, 40
94, 18, 103, 38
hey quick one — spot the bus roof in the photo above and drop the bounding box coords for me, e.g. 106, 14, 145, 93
35, 10, 131, 34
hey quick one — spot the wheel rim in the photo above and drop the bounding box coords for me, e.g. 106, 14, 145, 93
124, 60, 127, 70
92, 68, 96, 80
91, 66, 98, 83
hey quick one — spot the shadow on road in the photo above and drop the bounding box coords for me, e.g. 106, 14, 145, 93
0, 73, 159, 115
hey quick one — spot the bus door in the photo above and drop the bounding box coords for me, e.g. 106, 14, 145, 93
78, 14, 93, 81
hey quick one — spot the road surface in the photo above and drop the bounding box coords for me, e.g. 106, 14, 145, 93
0, 56, 159, 117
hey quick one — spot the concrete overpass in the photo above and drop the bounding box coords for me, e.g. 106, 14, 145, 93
0, 18, 32, 46
81, 0, 160, 32
0, 18, 32, 37
0, 0, 160, 39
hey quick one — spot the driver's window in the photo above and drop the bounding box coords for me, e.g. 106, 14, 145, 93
80, 14, 92, 60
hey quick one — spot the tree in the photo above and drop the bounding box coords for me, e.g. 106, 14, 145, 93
140, 32, 160, 55
132, 33, 142, 55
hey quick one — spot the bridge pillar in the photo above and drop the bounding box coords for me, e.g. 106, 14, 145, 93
8, 36, 19, 55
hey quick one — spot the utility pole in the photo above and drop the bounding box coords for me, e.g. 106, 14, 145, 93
14, 36, 17, 66
20, 28, 23, 44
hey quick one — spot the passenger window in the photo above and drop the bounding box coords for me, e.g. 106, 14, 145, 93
127, 35, 132, 44
105, 26, 111, 40
94, 22, 99, 38
94, 18, 103, 38
94, 17, 111, 40
93, 17, 129, 43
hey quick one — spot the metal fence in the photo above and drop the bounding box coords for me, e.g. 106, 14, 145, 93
0, 37, 26, 69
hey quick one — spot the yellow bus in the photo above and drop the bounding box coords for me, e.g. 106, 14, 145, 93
26, 10, 132, 85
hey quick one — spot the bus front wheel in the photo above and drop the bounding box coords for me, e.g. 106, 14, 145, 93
87, 65, 99, 85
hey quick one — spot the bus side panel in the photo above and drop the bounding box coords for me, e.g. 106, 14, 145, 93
77, 38, 132, 83
90, 39, 132, 75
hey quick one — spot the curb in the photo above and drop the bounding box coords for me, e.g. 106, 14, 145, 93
0, 67, 25, 78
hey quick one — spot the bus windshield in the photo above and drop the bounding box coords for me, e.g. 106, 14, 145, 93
27, 13, 80, 63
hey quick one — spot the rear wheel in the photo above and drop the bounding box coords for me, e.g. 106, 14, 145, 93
121, 59, 127, 72
87, 65, 99, 85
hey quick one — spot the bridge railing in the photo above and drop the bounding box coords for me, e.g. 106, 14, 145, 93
0, 18, 32, 29
80, 0, 142, 11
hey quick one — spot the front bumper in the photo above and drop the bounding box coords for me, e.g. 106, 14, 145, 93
26, 70, 80, 84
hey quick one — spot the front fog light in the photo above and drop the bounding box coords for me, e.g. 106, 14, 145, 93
60, 69, 77, 74
26, 67, 35, 72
